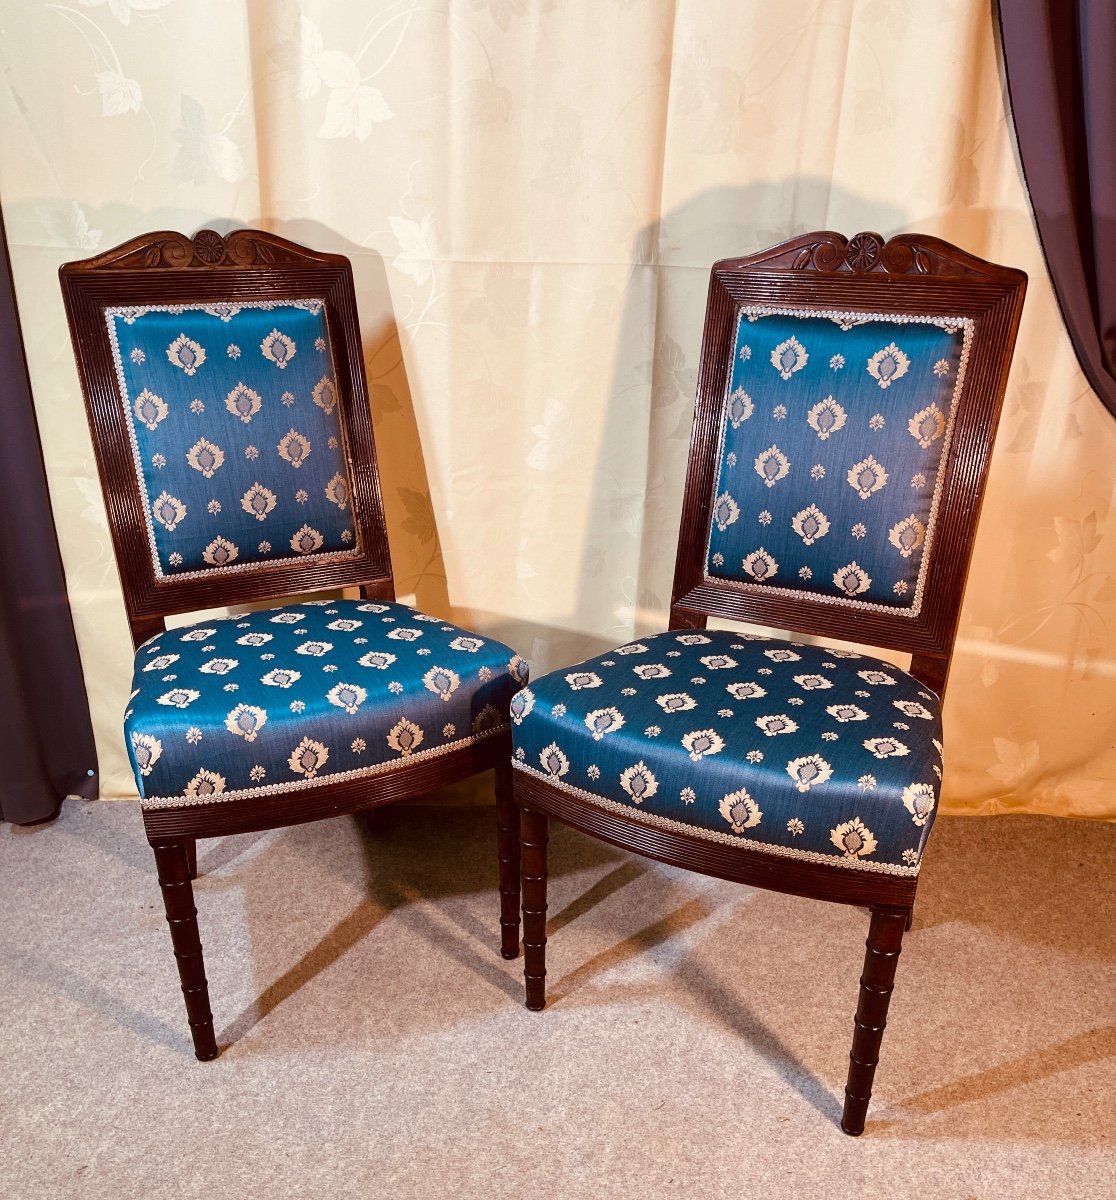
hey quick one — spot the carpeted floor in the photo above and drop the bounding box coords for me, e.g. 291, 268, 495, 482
1, 790, 1113, 1199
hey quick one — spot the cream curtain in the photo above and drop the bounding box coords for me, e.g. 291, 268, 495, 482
1, 0, 1112, 815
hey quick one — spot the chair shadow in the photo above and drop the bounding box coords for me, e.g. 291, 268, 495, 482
194, 803, 1112, 1146
681, 956, 846, 1124
3, 939, 188, 1058
209, 814, 816, 1129
570, 181, 909, 647
48, 798, 159, 876
548, 894, 715, 1002
263, 217, 450, 618
544, 883, 841, 1123
218, 805, 625, 1049
872, 1022, 1116, 1131
216, 894, 397, 1049
547, 859, 647, 936
912, 813, 1116, 961
196, 828, 274, 877
373, 876, 525, 1003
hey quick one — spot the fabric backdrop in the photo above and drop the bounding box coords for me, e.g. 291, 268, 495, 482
0, 0, 1112, 817
999, 0, 1116, 420
0, 209, 97, 823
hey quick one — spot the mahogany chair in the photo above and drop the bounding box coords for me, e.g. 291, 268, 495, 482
59, 228, 527, 1060
508, 231, 1026, 1134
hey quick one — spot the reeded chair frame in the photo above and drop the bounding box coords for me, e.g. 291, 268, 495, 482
60, 228, 520, 1059
510, 231, 1026, 1134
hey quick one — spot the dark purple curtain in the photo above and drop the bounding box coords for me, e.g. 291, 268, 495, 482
0, 210, 98, 824
998, 0, 1116, 418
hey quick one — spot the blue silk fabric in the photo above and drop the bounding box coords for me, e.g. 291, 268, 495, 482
126, 600, 527, 807
511, 630, 943, 875
707, 307, 971, 615
106, 300, 357, 577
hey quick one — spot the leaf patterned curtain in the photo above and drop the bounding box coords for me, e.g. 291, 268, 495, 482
0, 0, 1111, 819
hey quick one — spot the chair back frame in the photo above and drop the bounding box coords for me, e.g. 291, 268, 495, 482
60, 228, 395, 648
668, 231, 1027, 697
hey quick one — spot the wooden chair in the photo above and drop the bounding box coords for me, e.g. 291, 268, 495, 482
507, 231, 1026, 1135
59, 228, 526, 1060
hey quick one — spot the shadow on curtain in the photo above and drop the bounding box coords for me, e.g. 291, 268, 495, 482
0, 210, 97, 824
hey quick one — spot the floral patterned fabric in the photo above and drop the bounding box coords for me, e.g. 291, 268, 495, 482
707, 308, 972, 616
107, 300, 357, 578
511, 630, 943, 875
125, 599, 527, 808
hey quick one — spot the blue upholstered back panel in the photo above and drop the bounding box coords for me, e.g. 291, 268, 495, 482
107, 300, 358, 577
706, 307, 972, 615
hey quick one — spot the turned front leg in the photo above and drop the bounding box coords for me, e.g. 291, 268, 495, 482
841, 905, 908, 1135
520, 805, 549, 1011
152, 840, 218, 1061
494, 760, 521, 960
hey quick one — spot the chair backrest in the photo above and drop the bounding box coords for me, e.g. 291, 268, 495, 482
669, 231, 1026, 696
60, 229, 394, 646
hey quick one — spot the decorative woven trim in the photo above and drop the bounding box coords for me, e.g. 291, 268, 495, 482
104, 299, 363, 581
512, 760, 920, 876
140, 723, 509, 809
702, 304, 975, 621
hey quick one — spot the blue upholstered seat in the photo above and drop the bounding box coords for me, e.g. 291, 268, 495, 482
127, 600, 527, 807
511, 630, 942, 875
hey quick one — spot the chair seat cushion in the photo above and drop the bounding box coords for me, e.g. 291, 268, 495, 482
126, 600, 527, 807
510, 630, 942, 875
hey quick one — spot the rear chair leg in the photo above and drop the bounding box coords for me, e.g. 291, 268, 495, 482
152, 840, 219, 1061
494, 760, 521, 959
520, 805, 549, 1010
841, 905, 908, 1135
185, 837, 198, 881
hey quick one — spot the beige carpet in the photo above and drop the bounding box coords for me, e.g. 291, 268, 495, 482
1, 791, 1113, 1199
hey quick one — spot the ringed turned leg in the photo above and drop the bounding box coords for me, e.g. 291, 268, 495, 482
151, 840, 218, 1061
841, 905, 908, 1135
494, 759, 521, 959
520, 805, 549, 1011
